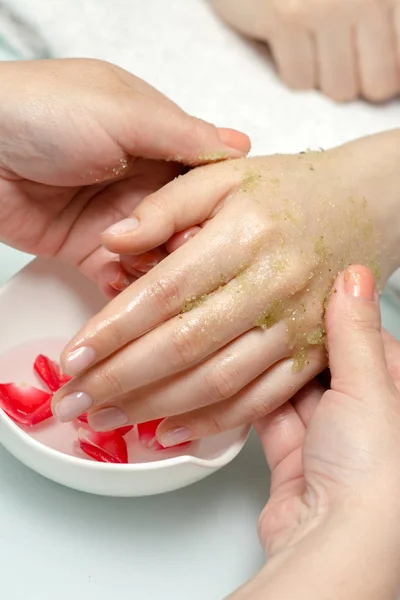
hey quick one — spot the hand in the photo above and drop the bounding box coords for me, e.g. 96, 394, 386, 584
257, 324, 400, 558
0, 58, 249, 296
212, 0, 400, 102
228, 266, 400, 600
53, 131, 400, 439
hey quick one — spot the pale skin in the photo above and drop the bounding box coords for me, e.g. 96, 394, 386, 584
228, 266, 400, 599
54, 130, 400, 446
211, 0, 400, 102
0, 58, 249, 296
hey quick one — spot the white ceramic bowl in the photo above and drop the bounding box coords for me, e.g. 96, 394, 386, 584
0, 258, 249, 496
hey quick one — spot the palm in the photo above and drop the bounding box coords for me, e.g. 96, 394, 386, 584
0, 58, 193, 290
0, 159, 178, 288
257, 330, 400, 556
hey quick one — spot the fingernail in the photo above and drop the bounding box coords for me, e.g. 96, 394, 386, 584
55, 391, 93, 422
103, 217, 139, 236
158, 426, 191, 447
182, 227, 201, 241
217, 128, 251, 153
89, 407, 128, 431
344, 265, 375, 301
64, 346, 96, 376
130, 251, 159, 273
109, 270, 132, 292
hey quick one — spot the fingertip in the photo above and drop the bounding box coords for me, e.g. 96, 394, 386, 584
101, 217, 143, 254
216, 128, 251, 155
343, 265, 376, 301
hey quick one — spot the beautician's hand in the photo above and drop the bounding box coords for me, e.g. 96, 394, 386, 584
53, 131, 400, 435
227, 266, 400, 599
0, 58, 249, 295
212, 0, 400, 102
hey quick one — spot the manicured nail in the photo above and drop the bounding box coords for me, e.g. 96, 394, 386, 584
158, 426, 191, 447
89, 407, 128, 432
64, 346, 96, 376
344, 265, 375, 301
109, 270, 132, 292
182, 227, 201, 241
103, 217, 139, 236
217, 128, 251, 153
55, 391, 93, 422
130, 251, 159, 273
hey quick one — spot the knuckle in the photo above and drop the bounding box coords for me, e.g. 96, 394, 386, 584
168, 325, 200, 369
186, 115, 217, 150
204, 411, 225, 436
143, 191, 171, 219
273, 0, 306, 23
148, 276, 183, 317
202, 361, 241, 402
249, 400, 273, 420
344, 302, 381, 333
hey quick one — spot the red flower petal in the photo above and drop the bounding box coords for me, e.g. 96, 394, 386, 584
29, 397, 53, 426
117, 425, 133, 436
0, 383, 52, 426
137, 418, 164, 450
77, 427, 128, 464
77, 413, 88, 423
34, 355, 71, 392
137, 418, 189, 451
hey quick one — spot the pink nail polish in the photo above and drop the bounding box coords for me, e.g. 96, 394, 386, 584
55, 391, 93, 422
103, 217, 139, 236
89, 407, 128, 432
132, 251, 159, 273
64, 346, 96, 376
158, 426, 191, 447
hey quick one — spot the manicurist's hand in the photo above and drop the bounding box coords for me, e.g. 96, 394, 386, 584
228, 265, 400, 599
0, 58, 249, 295
53, 131, 400, 436
212, 0, 400, 102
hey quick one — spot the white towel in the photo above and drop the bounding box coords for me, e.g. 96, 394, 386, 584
1, 0, 400, 290
0, 2, 48, 59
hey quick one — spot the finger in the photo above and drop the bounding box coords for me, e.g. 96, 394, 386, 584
255, 402, 305, 494
326, 265, 395, 400
356, 6, 399, 102
86, 322, 290, 430
113, 89, 251, 164
165, 226, 202, 253
290, 379, 324, 427
54, 263, 304, 417
395, 4, 400, 64
316, 26, 358, 101
120, 247, 167, 276
270, 27, 316, 89
381, 328, 400, 391
254, 380, 324, 494
62, 189, 251, 376
155, 346, 326, 446
101, 163, 241, 255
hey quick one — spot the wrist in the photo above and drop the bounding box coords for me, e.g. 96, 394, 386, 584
333, 130, 400, 283
230, 502, 400, 600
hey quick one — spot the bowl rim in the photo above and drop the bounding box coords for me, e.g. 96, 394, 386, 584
0, 410, 250, 472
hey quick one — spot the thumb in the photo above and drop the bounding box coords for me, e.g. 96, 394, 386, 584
113, 92, 251, 165
326, 265, 394, 401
